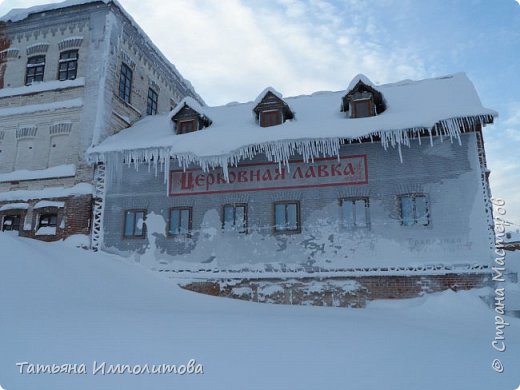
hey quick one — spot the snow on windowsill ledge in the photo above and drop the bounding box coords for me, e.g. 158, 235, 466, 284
0, 78, 85, 99
0, 202, 30, 211
35, 226, 57, 236
34, 201, 65, 209
0, 165, 76, 183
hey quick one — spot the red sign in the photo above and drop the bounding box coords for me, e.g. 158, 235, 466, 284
169, 155, 368, 196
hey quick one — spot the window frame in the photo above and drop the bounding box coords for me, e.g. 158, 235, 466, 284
122, 209, 146, 239
398, 193, 430, 226
260, 109, 283, 127
222, 203, 248, 233
58, 50, 78, 81
177, 119, 197, 134
2, 214, 21, 232
340, 197, 370, 230
118, 63, 133, 103
351, 98, 374, 118
25, 55, 46, 85
38, 213, 58, 229
146, 87, 159, 115
273, 201, 301, 234
168, 207, 193, 238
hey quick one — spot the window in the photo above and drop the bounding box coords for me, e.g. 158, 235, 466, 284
0, 63, 6, 89
351, 99, 373, 118
36, 212, 58, 236
274, 201, 300, 233
399, 194, 429, 226
118, 63, 132, 103
58, 50, 78, 81
25, 55, 45, 85
177, 119, 197, 134
341, 198, 369, 229
123, 209, 146, 238
2, 215, 20, 231
168, 207, 192, 237
223, 204, 247, 233
147, 88, 158, 115
39, 213, 57, 228
260, 110, 282, 127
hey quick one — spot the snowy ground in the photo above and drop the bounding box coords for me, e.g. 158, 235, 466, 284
0, 233, 519, 390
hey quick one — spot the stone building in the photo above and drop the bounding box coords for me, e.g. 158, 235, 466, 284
0, 0, 202, 244
88, 73, 501, 306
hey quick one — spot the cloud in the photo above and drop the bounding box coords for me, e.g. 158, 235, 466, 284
504, 103, 520, 127
0, 0, 52, 17
0, 0, 430, 104
484, 103, 520, 224
121, 0, 429, 104
1, 0, 517, 223
488, 159, 520, 225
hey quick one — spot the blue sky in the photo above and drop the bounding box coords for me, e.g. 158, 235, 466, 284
1, 0, 519, 226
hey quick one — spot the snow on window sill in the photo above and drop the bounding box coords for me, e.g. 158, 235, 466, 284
35, 226, 57, 236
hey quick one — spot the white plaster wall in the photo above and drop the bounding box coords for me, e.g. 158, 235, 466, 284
0, 3, 200, 197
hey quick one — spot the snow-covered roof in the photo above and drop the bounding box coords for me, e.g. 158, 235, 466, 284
253, 87, 284, 106
0, 0, 108, 22
169, 96, 208, 120
346, 73, 376, 93
90, 73, 496, 171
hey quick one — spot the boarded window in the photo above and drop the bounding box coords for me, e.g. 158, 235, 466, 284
169, 207, 192, 237
177, 120, 197, 134
123, 210, 145, 238
351, 99, 373, 118
274, 201, 300, 233
47, 134, 69, 167
260, 110, 282, 127
341, 198, 369, 229
14, 139, 34, 171
399, 194, 429, 226
223, 204, 247, 233
118, 63, 132, 103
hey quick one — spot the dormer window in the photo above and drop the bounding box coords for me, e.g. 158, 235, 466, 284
170, 97, 211, 135
342, 75, 386, 119
253, 88, 294, 128
260, 110, 282, 127
178, 119, 197, 134
351, 98, 374, 118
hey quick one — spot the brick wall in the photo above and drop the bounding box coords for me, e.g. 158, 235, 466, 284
181, 273, 492, 308
0, 194, 92, 242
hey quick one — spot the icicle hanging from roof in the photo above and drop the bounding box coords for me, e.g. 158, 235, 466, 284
89, 114, 493, 180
